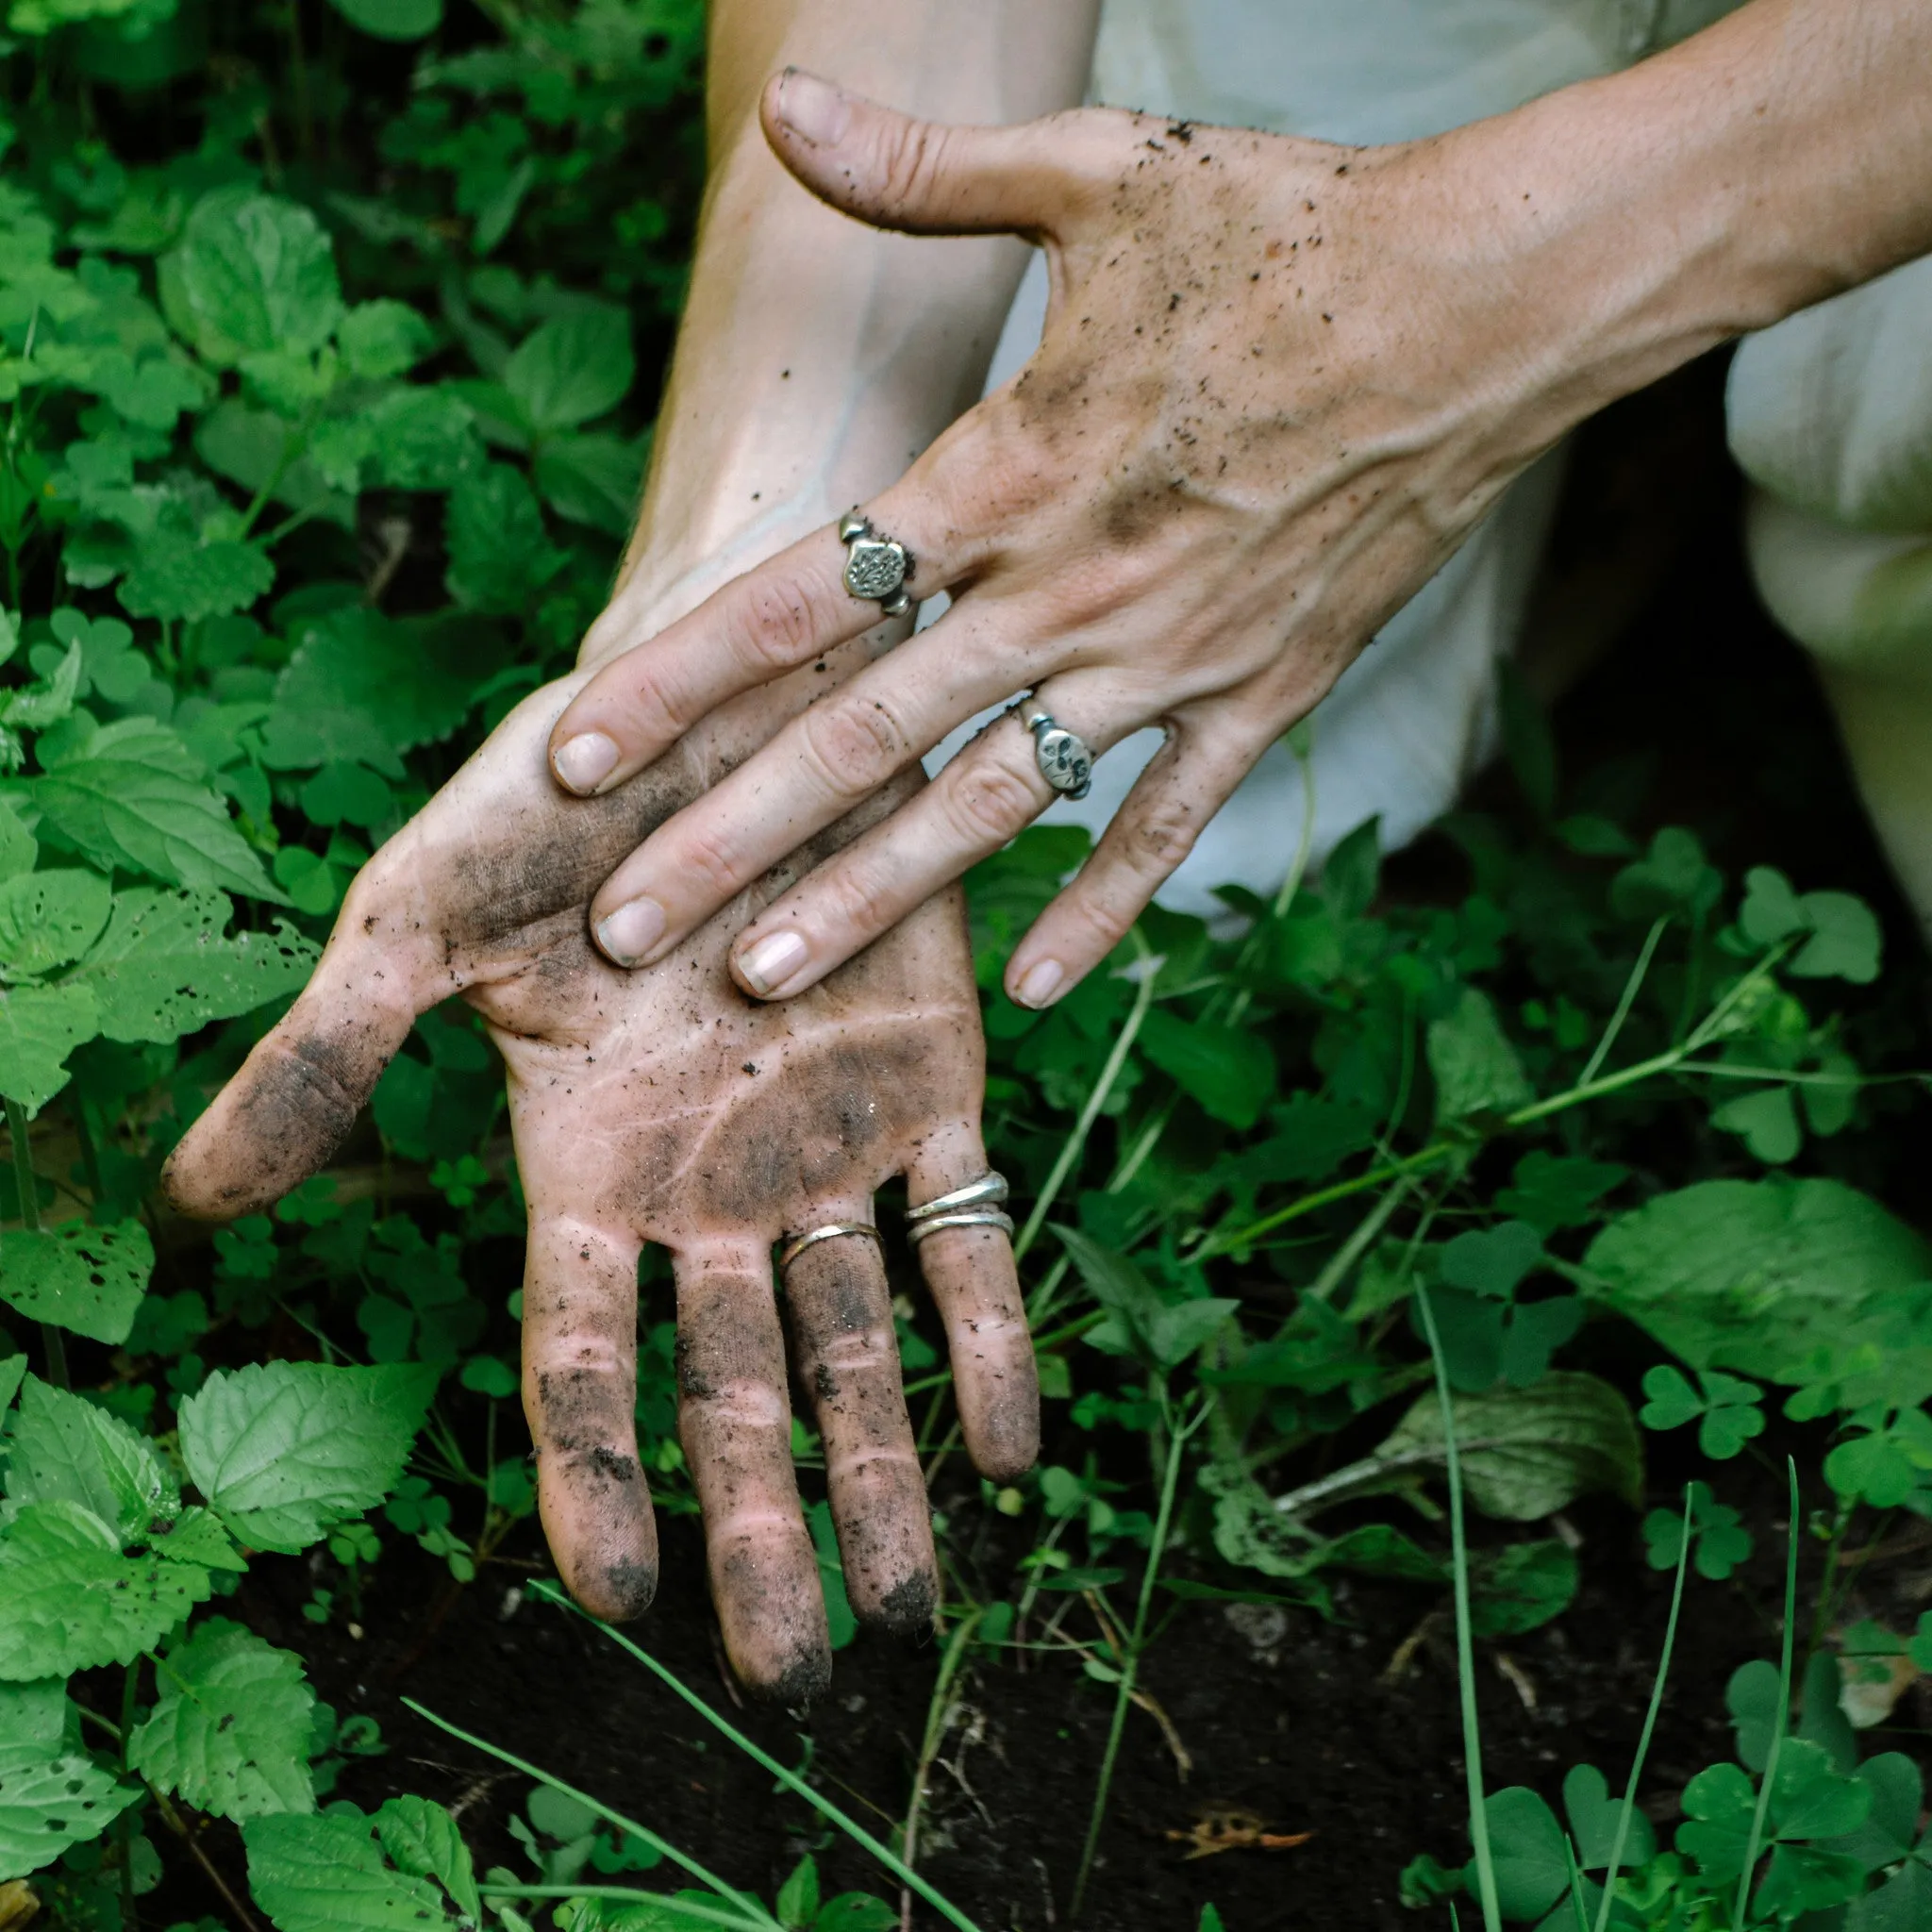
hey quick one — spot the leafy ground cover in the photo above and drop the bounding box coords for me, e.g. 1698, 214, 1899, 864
1, 6, 1930, 1930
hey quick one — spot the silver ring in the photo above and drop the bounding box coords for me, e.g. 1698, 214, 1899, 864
907, 1209, 1016, 1246
907, 1173, 1008, 1223
778, 1222, 883, 1272
838, 509, 914, 619
1024, 708, 1095, 801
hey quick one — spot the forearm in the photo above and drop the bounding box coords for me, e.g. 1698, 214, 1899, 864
1441, 0, 1932, 458
581, 0, 1098, 663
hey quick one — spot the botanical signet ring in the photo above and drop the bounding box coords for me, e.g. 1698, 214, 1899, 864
839, 509, 914, 618
778, 1222, 884, 1273
1024, 708, 1095, 801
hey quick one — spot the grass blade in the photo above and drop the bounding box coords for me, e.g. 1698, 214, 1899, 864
1416, 1286, 1502, 1932
1734, 1458, 1802, 1929
1593, 1483, 1694, 1932
530, 1581, 986, 1932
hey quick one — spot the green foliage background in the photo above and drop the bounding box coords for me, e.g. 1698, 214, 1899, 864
0, 2, 1927, 1928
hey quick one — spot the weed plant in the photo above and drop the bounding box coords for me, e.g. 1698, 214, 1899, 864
0, 2, 1929, 1929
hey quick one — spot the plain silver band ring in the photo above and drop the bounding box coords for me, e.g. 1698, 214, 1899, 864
907, 1173, 1008, 1223
778, 1222, 884, 1272
906, 1208, 1016, 1246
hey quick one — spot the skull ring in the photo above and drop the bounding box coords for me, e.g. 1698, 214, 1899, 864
1024, 708, 1095, 801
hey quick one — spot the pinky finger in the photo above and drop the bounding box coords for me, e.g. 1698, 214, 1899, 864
1003, 709, 1268, 1008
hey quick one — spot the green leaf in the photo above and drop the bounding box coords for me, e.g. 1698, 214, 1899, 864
68, 889, 317, 1045
337, 302, 434, 379
0, 979, 99, 1110
0, 1740, 138, 1881
158, 1507, 248, 1573
242, 1807, 467, 1931
0, 800, 37, 882
1427, 985, 1534, 1124
1485, 1786, 1569, 1921
1139, 1009, 1276, 1130
0, 1356, 23, 1411
814, 1899, 898, 1932
1374, 1371, 1643, 1520
1710, 1085, 1802, 1164
535, 432, 643, 534
1561, 1763, 1656, 1871
0, 1677, 67, 1750
1056, 1225, 1238, 1372
1638, 1364, 1703, 1432
1790, 892, 1883, 983
1740, 866, 1807, 945
1583, 1176, 1930, 1385
0, 869, 111, 977
777, 1855, 820, 1929
0, 1220, 153, 1343
1678, 1758, 1757, 1878
0, 1503, 211, 1678
268, 608, 477, 762
119, 533, 275, 624
168, 190, 343, 365
1611, 826, 1722, 922
1441, 1221, 1544, 1297
128, 1619, 315, 1820
179, 1361, 438, 1554
32, 724, 282, 901
1772, 1739, 1873, 1840
327, 0, 441, 40
364, 388, 482, 491
1849, 1859, 1932, 1931
806, 1500, 856, 1652
443, 463, 566, 614
1468, 1539, 1578, 1637
4, 1374, 178, 1538
371, 1796, 481, 1925
1728, 1658, 1781, 1774
503, 307, 634, 433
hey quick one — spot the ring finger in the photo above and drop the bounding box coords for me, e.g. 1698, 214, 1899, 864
724, 680, 1134, 1003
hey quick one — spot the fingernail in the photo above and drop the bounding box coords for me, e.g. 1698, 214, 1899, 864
553, 731, 619, 794
775, 70, 851, 146
596, 897, 666, 967
1013, 959, 1065, 1009
737, 929, 809, 996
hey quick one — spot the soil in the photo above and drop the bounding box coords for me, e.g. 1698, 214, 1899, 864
136, 363, 1932, 1932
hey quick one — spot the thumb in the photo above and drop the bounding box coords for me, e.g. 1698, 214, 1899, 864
759, 68, 1101, 239
162, 877, 433, 1221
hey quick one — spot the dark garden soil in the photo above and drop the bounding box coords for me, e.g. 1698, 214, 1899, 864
136, 366, 1932, 1932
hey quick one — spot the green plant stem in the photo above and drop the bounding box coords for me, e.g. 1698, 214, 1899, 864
1593, 1485, 1694, 1932
476, 1886, 767, 1929
1736, 1458, 1802, 1930
899, 1608, 984, 1926
525, 1587, 987, 1932
6, 1093, 67, 1389
1014, 930, 1156, 1265
1416, 1286, 1501, 1932
1068, 1388, 1210, 1919
402, 1698, 778, 1930
1579, 917, 1669, 1088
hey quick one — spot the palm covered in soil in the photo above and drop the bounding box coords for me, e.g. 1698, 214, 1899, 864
163, 675, 1037, 1698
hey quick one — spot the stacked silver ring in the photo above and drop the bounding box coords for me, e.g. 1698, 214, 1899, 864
906, 1172, 1013, 1245
777, 1221, 883, 1272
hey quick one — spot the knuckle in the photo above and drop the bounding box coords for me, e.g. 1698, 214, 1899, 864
724, 575, 823, 674
874, 119, 955, 212
674, 818, 751, 900
799, 691, 911, 801
939, 743, 1041, 848
1121, 790, 1204, 877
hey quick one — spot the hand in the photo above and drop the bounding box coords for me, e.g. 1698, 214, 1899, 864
163, 671, 1036, 1700
542, 71, 1590, 1010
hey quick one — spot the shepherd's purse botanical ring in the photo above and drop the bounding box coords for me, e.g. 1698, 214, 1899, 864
906, 1173, 1008, 1222
777, 1221, 884, 1272
838, 508, 914, 618
1024, 708, 1095, 801
907, 1208, 1016, 1246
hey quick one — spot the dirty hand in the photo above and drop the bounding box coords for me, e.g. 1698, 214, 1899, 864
545, 73, 1592, 1013
163, 672, 1036, 1700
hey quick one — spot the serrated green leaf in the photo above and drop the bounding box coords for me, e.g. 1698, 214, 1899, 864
534, 432, 642, 535
444, 462, 565, 613
129, 1619, 315, 1820
0, 1503, 210, 1677
1468, 1538, 1578, 1637
243, 1807, 467, 1931
0, 1676, 68, 1749
0, 801, 37, 882
338, 302, 434, 379
374, 1796, 481, 1924
31, 730, 282, 902
0, 1740, 138, 1881
193, 401, 354, 530
0, 978, 99, 1110
0, 1356, 24, 1411
179, 1361, 438, 1554
0, 1220, 151, 1342
157, 1506, 248, 1573
119, 532, 275, 624
4, 1373, 179, 1539
1139, 1008, 1276, 1130
366, 387, 482, 491
503, 306, 633, 433
67, 888, 317, 1044
1427, 985, 1534, 1124
268, 608, 476, 765
169, 190, 343, 365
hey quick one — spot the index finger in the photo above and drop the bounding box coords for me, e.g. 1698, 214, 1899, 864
546, 492, 955, 801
